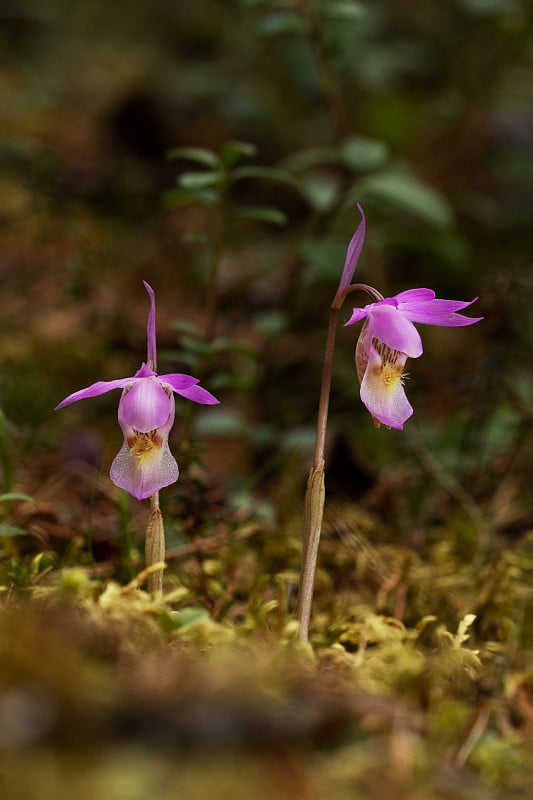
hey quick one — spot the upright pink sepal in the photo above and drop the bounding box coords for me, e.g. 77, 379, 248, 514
335, 204, 366, 300
144, 281, 157, 371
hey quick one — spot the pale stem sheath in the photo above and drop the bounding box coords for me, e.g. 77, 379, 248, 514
146, 490, 165, 594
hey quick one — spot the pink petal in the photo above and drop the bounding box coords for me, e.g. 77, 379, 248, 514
393, 288, 436, 303
369, 305, 423, 358
159, 373, 201, 391
55, 376, 138, 410
344, 307, 370, 326
119, 378, 173, 432
172, 384, 220, 405
345, 298, 396, 328
360, 342, 412, 430
398, 296, 482, 326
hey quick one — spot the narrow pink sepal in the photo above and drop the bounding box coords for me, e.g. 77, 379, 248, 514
159, 373, 201, 391
143, 281, 157, 370
55, 376, 137, 410
344, 307, 369, 326
335, 204, 366, 299
394, 288, 436, 303
173, 384, 220, 405
398, 296, 482, 326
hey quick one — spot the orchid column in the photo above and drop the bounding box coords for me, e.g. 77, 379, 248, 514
56, 282, 219, 593
297, 208, 481, 641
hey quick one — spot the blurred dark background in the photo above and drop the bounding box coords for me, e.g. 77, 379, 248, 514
0, 0, 532, 553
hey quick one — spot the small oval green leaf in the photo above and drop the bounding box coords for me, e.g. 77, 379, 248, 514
0, 493, 35, 505
178, 171, 224, 190
221, 140, 257, 167
236, 206, 287, 225
231, 165, 300, 189
0, 525, 28, 537
167, 147, 222, 169
356, 171, 453, 229
341, 137, 389, 171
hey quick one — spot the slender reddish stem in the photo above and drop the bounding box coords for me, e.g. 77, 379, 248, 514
297, 283, 383, 640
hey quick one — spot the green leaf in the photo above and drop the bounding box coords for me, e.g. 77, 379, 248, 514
162, 188, 218, 208
0, 525, 28, 537
0, 493, 35, 505
193, 408, 249, 438
171, 320, 204, 337
280, 146, 342, 172
300, 237, 349, 285
181, 231, 209, 246
167, 147, 222, 169
341, 137, 389, 171
356, 171, 453, 229
256, 10, 306, 37
220, 140, 257, 167
178, 335, 216, 356
210, 337, 257, 358
320, 1, 368, 22
231, 165, 301, 192
172, 607, 211, 629
177, 170, 224, 191
299, 174, 340, 211
459, 0, 518, 14
253, 311, 287, 337
235, 206, 287, 225
280, 427, 316, 454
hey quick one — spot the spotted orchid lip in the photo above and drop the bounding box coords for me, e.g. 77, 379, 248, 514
110, 434, 180, 501
359, 339, 411, 430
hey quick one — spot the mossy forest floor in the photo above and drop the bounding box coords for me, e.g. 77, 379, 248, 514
0, 496, 531, 800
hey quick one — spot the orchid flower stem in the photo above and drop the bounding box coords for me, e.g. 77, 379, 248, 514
297, 282, 383, 641
146, 491, 165, 594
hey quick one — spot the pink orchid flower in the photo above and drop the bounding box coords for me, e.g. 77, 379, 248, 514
56, 282, 218, 500
345, 289, 482, 430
